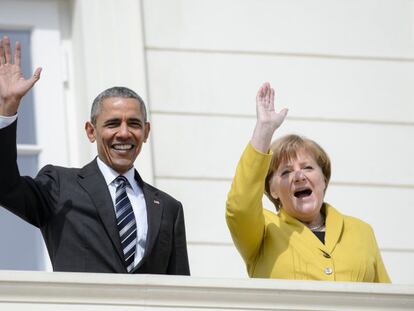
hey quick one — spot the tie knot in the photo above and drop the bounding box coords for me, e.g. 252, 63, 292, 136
115, 175, 129, 188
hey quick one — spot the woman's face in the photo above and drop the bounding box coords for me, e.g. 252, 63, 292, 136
269, 148, 326, 223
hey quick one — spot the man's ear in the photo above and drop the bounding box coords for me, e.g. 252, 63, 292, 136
85, 121, 96, 143
143, 122, 151, 143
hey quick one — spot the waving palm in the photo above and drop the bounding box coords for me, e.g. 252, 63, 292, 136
0, 36, 41, 116
256, 82, 288, 131
251, 82, 288, 152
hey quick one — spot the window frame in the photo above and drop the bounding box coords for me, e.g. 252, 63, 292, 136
0, 0, 68, 271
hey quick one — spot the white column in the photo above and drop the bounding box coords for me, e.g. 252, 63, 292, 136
69, 0, 154, 183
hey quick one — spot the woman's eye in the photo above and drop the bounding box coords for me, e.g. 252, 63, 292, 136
304, 166, 313, 170
281, 170, 291, 176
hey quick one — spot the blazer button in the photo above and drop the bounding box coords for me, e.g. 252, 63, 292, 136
324, 267, 333, 275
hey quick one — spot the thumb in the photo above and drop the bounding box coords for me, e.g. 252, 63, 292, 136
279, 108, 288, 120
19, 67, 42, 98
30, 67, 42, 85
25, 67, 42, 89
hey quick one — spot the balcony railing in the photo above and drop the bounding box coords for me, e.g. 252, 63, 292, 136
0, 271, 413, 310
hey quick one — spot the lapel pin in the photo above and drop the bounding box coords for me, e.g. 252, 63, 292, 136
153, 200, 160, 205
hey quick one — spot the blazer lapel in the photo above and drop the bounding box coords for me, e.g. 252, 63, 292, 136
134, 171, 164, 266
279, 208, 328, 259
279, 203, 344, 259
324, 203, 344, 254
77, 159, 125, 264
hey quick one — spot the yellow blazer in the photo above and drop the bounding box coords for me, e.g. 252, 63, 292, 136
226, 143, 390, 282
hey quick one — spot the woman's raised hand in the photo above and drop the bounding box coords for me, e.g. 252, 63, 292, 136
251, 82, 288, 152
256, 82, 288, 130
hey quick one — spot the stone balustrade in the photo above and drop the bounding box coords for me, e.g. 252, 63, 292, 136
0, 271, 413, 310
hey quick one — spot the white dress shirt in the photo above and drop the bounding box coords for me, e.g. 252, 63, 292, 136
96, 157, 148, 268
0, 114, 17, 129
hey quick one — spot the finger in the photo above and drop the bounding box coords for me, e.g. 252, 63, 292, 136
256, 84, 266, 102
263, 82, 270, 95
3, 36, 11, 64
265, 82, 273, 100
14, 41, 21, 66
269, 88, 275, 109
262, 83, 269, 96
0, 38, 4, 65
264, 84, 270, 105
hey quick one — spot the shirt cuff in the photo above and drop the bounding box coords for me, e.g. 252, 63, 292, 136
0, 114, 18, 129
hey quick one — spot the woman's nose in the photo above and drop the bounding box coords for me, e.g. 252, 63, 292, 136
293, 170, 306, 182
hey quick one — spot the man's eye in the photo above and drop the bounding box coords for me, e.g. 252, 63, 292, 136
304, 166, 313, 170
106, 123, 119, 128
129, 122, 142, 128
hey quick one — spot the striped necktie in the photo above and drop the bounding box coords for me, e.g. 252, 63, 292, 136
114, 176, 137, 272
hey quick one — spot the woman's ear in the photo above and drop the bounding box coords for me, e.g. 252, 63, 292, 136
269, 180, 279, 202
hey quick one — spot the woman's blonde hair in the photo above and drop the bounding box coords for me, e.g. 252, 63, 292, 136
264, 134, 331, 211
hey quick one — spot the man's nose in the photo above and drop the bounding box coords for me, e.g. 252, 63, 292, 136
117, 123, 131, 138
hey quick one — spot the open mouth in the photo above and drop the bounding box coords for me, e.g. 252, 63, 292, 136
112, 144, 134, 151
294, 188, 312, 199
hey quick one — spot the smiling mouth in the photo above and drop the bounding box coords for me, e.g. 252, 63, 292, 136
112, 144, 134, 151
294, 188, 312, 199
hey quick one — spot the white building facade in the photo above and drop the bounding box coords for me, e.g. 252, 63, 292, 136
0, 0, 413, 284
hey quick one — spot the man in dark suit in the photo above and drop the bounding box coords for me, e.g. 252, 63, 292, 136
0, 35, 190, 274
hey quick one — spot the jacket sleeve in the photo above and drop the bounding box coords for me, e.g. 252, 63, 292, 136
167, 201, 190, 275
0, 120, 57, 228
226, 143, 272, 270
370, 228, 391, 283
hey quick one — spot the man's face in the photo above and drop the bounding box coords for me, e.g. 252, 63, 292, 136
85, 97, 150, 174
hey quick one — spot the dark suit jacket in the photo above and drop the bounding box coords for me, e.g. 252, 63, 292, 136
0, 121, 190, 274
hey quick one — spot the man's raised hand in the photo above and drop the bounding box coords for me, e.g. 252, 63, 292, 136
0, 36, 42, 116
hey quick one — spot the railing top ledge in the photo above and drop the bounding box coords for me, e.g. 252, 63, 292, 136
0, 270, 412, 295
0, 270, 413, 310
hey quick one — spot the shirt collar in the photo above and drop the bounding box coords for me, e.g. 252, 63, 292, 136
96, 157, 139, 193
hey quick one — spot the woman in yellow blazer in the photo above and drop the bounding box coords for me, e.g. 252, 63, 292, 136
226, 82, 390, 282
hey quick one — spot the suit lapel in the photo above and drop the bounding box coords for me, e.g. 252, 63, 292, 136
77, 159, 125, 264
134, 171, 164, 266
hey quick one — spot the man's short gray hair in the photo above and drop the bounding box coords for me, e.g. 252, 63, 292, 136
90, 86, 147, 125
